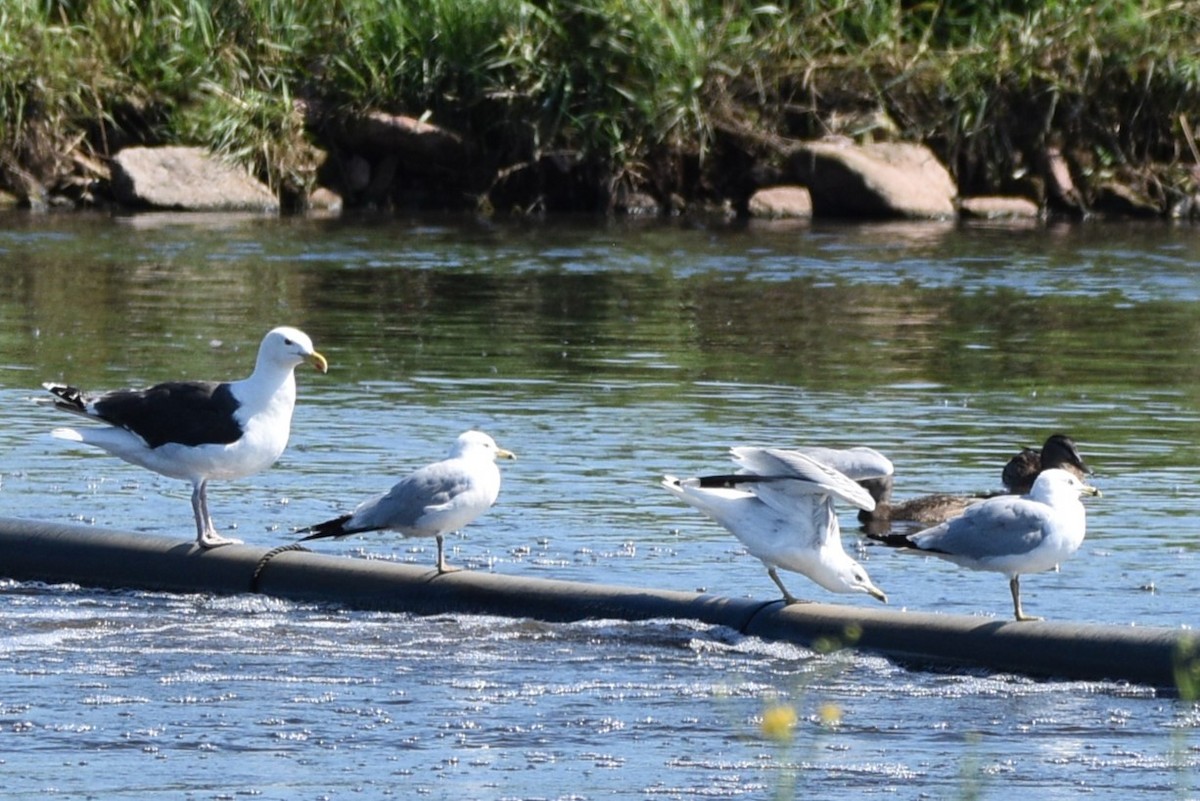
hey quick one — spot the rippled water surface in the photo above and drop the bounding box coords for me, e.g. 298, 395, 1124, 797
1, 212, 1198, 799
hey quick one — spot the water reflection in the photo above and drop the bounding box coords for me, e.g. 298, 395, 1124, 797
5, 217, 1200, 399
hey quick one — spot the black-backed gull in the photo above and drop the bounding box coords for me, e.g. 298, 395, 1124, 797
45, 326, 327, 548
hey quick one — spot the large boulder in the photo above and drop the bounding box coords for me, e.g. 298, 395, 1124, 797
111, 146, 279, 212
785, 140, 957, 219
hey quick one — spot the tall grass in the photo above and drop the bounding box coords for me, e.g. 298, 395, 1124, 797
0, 0, 1197, 207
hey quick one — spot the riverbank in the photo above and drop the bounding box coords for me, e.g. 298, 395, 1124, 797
2, 1, 1198, 219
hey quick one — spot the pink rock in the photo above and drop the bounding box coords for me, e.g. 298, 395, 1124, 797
787, 140, 957, 219
112, 146, 278, 212
748, 186, 813, 218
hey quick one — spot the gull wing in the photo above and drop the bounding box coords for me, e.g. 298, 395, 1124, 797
908, 496, 1050, 560
793, 446, 894, 481
349, 460, 474, 534
730, 447, 876, 512
664, 475, 836, 553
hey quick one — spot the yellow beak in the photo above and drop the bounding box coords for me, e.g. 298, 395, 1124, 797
308, 351, 329, 374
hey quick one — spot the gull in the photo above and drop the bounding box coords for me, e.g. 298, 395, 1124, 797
297, 430, 516, 573
44, 326, 328, 548
891, 468, 1100, 621
662, 446, 888, 605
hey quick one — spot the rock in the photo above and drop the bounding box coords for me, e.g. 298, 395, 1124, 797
305, 186, 344, 214
748, 186, 812, 219
785, 140, 957, 219
111, 146, 279, 212
959, 196, 1040, 219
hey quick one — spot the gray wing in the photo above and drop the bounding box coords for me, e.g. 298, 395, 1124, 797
351, 461, 473, 531
806, 495, 842, 550
908, 496, 1050, 559
731, 447, 876, 511
793, 446, 894, 481
758, 491, 840, 551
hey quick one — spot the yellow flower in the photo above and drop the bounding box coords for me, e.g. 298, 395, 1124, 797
818, 702, 842, 727
761, 703, 798, 742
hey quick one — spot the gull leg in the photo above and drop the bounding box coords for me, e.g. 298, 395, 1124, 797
193, 480, 241, 549
435, 534, 461, 574
1010, 575, 1040, 621
767, 566, 802, 605
191, 481, 207, 541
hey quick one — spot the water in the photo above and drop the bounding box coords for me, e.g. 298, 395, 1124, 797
0, 212, 1198, 799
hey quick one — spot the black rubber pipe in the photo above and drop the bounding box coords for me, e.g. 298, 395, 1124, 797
1, 517, 1195, 691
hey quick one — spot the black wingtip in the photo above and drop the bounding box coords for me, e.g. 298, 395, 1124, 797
864, 530, 917, 549
297, 514, 354, 541
45, 383, 88, 413
694, 473, 791, 489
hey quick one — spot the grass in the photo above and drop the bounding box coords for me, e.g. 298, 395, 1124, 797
0, 0, 1197, 210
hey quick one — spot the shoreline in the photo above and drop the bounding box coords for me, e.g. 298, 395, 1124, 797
2, 2, 1197, 221
8, 121, 1195, 224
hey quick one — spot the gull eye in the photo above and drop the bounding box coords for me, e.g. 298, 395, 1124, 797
284, 338, 294, 346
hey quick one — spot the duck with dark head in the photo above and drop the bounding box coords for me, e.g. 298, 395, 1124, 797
858, 433, 1092, 534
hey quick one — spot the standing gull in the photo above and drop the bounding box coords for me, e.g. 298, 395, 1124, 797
297, 430, 516, 574
886, 468, 1100, 621
662, 446, 888, 605
44, 326, 328, 548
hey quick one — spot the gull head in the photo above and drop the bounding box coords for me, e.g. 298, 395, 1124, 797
815, 555, 888, 604
260, 326, 328, 374
1028, 468, 1101, 504
451, 430, 516, 462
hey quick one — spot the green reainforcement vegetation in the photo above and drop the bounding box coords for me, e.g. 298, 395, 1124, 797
1, 0, 1198, 212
